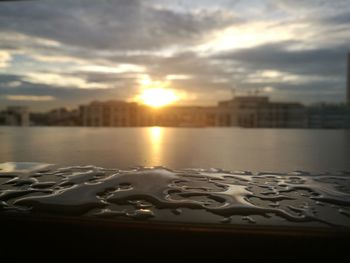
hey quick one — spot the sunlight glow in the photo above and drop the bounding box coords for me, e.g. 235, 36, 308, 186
0, 51, 11, 68
196, 22, 300, 53
134, 75, 181, 107
139, 87, 178, 108
79, 64, 145, 74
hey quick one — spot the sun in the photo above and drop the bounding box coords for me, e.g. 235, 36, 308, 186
139, 87, 178, 108
134, 75, 181, 107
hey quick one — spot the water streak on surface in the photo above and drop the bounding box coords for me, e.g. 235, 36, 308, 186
1, 163, 350, 227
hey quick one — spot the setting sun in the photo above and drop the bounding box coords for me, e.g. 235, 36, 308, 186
139, 88, 178, 108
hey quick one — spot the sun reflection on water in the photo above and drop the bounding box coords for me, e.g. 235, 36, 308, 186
149, 127, 163, 165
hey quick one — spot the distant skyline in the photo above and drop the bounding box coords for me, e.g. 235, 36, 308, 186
1, 0, 350, 111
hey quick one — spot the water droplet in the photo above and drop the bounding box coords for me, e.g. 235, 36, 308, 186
127, 209, 154, 219
172, 208, 182, 215
242, 216, 256, 224
1, 163, 350, 227
221, 217, 231, 223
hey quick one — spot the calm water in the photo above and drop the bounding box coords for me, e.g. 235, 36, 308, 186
0, 127, 349, 172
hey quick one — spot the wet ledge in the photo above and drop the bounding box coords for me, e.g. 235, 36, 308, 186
1, 162, 350, 258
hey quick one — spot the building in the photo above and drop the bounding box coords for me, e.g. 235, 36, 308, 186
137, 106, 231, 127
306, 103, 350, 129
30, 108, 79, 126
79, 102, 232, 128
46, 108, 79, 126
79, 101, 138, 127
2, 106, 30, 126
77, 96, 306, 128
303, 53, 350, 128
218, 96, 306, 128
137, 106, 207, 127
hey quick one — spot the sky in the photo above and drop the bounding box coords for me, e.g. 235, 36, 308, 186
0, 0, 350, 111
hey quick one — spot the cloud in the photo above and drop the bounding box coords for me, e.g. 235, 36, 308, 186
23, 72, 108, 89
0, 51, 11, 68
4, 80, 21, 88
0, 73, 139, 111
78, 64, 146, 74
208, 40, 349, 103
267, 0, 350, 15
0, 0, 236, 51
5, 95, 55, 101
213, 41, 349, 77
166, 74, 193, 80
0, 0, 349, 108
195, 20, 305, 53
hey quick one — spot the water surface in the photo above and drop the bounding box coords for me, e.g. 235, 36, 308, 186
0, 127, 349, 172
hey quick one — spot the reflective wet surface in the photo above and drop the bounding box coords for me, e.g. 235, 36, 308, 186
1, 162, 349, 228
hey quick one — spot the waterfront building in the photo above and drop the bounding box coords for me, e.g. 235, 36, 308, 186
79, 101, 138, 127
2, 106, 30, 126
218, 96, 306, 128
137, 106, 231, 127
30, 108, 79, 126
306, 103, 350, 129
78, 96, 306, 128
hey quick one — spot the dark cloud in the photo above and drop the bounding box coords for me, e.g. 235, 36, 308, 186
213, 41, 349, 77
0, 73, 20, 84
0, 0, 235, 51
318, 11, 350, 26
210, 41, 349, 103
269, 0, 350, 13
77, 72, 140, 84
